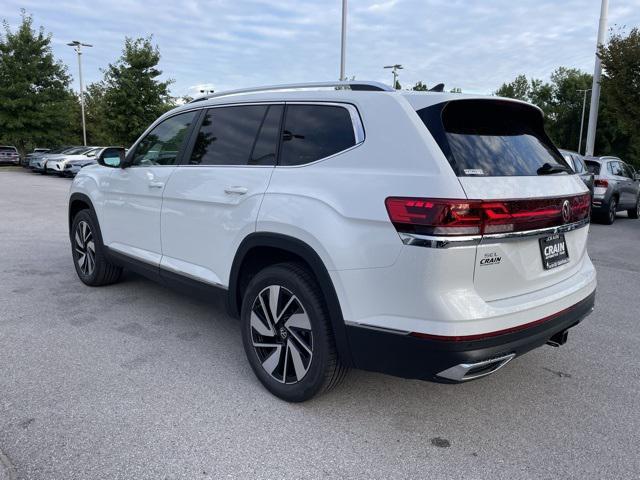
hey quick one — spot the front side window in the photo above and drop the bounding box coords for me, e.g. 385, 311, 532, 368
131, 111, 197, 167
279, 105, 356, 166
417, 100, 569, 176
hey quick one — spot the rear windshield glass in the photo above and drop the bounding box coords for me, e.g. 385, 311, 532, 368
0, 146, 17, 152
585, 160, 601, 175
417, 100, 568, 176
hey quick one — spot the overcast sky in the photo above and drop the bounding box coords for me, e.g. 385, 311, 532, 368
3, 0, 639, 97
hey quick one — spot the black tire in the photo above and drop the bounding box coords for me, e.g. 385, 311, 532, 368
70, 209, 122, 286
241, 262, 348, 402
602, 197, 617, 225
628, 198, 640, 219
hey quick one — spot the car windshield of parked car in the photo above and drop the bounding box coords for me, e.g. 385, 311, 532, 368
418, 100, 569, 176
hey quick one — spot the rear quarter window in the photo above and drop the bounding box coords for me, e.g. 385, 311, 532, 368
279, 105, 356, 166
417, 100, 569, 176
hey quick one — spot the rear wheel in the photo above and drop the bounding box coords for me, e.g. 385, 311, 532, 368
71, 210, 122, 286
240, 263, 348, 402
602, 197, 617, 225
628, 197, 640, 219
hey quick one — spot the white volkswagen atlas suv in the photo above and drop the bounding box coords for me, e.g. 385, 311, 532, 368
68, 81, 596, 402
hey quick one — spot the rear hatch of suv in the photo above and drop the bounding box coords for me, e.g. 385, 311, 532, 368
415, 99, 590, 302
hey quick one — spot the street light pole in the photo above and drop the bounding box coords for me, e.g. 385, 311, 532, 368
577, 89, 591, 155
384, 64, 403, 89
585, 0, 609, 156
340, 0, 347, 81
67, 41, 93, 146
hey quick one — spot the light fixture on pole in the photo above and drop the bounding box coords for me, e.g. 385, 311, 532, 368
67, 40, 93, 146
577, 88, 591, 155
340, 0, 348, 81
585, 0, 609, 156
200, 89, 214, 94
384, 64, 403, 89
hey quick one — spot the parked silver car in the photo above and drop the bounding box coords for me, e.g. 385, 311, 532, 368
31, 146, 88, 173
22, 148, 51, 167
584, 156, 640, 224
0, 146, 20, 165
559, 149, 594, 196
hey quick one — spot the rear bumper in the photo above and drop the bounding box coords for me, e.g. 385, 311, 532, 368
346, 290, 595, 382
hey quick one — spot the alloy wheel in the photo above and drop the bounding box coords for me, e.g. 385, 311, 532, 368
250, 285, 313, 384
609, 200, 616, 223
74, 220, 96, 276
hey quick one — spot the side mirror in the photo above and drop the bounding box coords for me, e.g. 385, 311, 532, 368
98, 147, 126, 168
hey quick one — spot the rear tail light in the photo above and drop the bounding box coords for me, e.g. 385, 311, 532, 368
594, 179, 609, 188
385, 194, 591, 236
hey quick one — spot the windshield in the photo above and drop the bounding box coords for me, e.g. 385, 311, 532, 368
0, 146, 17, 153
417, 100, 569, 176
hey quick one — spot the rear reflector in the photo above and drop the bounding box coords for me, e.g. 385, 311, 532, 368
594, 179, 609, 188
385, 194, 591, 236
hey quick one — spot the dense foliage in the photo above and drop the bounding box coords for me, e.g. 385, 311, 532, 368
0, 11, 78, 154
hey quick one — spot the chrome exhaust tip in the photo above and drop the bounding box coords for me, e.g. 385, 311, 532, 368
436, 353, 516, 382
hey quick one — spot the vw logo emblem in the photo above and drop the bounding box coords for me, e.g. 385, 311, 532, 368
561, 200, 571, 223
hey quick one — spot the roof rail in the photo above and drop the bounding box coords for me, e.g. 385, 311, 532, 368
189, 81, 394, 103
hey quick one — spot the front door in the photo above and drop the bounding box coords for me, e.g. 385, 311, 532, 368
101, 110, 199, 265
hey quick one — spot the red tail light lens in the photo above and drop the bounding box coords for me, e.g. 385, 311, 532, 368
594, 179, 608, 188
385, 194, 591, 236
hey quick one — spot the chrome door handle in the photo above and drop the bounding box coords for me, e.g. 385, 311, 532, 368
224, 186, 248, 195
148, 181, 165, 188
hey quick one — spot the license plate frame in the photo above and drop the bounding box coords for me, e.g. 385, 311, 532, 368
539, 233, 569, 270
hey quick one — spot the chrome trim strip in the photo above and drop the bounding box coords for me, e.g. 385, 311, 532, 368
344, 321, 410, 335
400, 218, 590, 249
436, 353, 516, 382
160, 262, 228, 290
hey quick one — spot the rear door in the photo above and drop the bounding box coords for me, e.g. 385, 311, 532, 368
160, 104, 283, 286
417, 99, 590, 301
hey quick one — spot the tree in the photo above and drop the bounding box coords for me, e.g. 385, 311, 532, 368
101, 36, 174, 146
495, 74, 530, 101
412, 81, 429, 91
0, 10, 78, 154
599, 27, 640, 165
394, 79, 401, 90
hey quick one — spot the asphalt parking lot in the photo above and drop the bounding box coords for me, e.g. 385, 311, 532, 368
0, 167, 639, 480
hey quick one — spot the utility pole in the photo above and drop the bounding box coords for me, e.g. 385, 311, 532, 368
585, 0, 609, 156
67, 41, 93, 146
340, 0, 347, 81
577, 89, 591, 154
384, 64, 403, 89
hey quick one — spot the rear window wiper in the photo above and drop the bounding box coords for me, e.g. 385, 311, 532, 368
537, 163, 573, 175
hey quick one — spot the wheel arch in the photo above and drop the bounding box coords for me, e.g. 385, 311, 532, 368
228, 232, 354, 367
68, 193, 96, 232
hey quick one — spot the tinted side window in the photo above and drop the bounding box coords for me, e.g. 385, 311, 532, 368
279, 105, 356, 166
610, 161, 624, 176
131, 111, 197, 166
585, 160, 600, 175
621, 163, 633, 179
190, 105, 270, 166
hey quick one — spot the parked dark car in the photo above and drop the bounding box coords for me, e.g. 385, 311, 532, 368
559, 149, 594, 196
584, 156, 640, 224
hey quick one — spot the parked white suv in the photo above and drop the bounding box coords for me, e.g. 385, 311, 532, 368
68, 81, 596, 401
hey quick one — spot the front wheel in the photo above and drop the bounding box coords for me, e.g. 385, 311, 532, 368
71, 210, 122, 286
240, 263, 348, 402
628, 198, 640, 219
